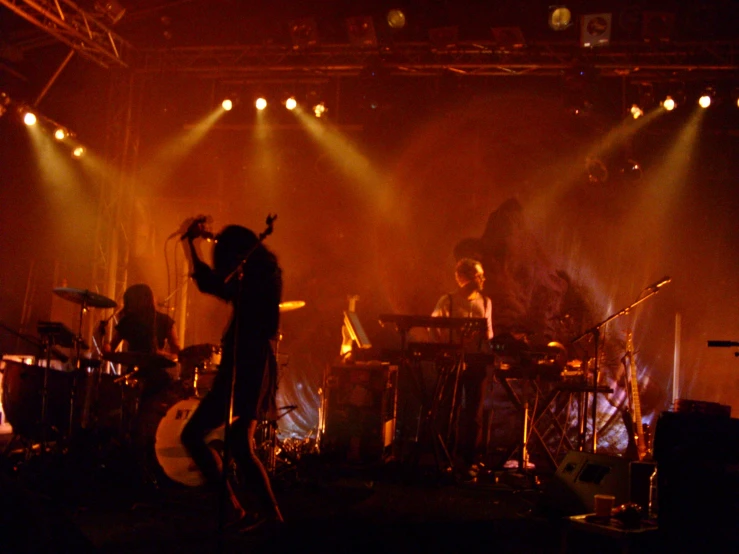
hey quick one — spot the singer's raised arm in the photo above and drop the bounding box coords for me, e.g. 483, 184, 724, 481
182, 234, 230, 300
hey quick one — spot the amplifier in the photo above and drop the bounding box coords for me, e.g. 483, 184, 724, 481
322, 363, 398, 463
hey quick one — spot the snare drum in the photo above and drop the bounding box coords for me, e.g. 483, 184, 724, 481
179, 344, 221, 397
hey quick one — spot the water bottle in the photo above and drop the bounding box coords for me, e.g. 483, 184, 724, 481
648, 466, 659, 519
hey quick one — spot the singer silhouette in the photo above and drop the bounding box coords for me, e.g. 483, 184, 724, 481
179, 222, 285, 531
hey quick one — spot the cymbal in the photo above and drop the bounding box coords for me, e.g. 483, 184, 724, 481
179, 343, 219, 361
279, 300, 305, 313
53, 287, 118, 309
103, 351, 176, 369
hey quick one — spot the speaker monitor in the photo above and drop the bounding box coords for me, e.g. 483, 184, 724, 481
322, 363, 397, 463
653, 410, 739, 550
544, 450, 643, 515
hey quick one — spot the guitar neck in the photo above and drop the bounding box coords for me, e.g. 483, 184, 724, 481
626, 332, 647, 459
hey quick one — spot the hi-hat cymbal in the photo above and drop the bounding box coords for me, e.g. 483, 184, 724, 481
279, 300, 305, 313
103, 351, 176, 369
53, 287, 118, 309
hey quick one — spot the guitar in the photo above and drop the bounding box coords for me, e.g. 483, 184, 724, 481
622, 331, 650, 461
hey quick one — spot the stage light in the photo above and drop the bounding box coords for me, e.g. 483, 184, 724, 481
255, 97, 267, 110
54, 128, 68, 140
661, 96, 676, 111
285, 97, 297, 110
731, 87, 739, 108
23, 111, 37, 126
586, 157, 608, 185
346, 16, 377, 47
313, 102, 327, 118
94, 0, 126, 24
0, 92, 9, 118
429, 26, 459, 49
698, 87, 715, 109
72, 146, 85, 158
642, 11, 675, 42
630, 104, 644, 119
289, 17, 319, 49
222, 99, 233, 111
491, 27, 526, 49
580, 13, 612, 48
387, 9, 406, 29
620, 159, 643, 181
549, 6, 572, 31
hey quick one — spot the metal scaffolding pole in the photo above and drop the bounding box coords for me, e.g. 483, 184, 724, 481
89, 69, 143, 344
0, 0, 132, 68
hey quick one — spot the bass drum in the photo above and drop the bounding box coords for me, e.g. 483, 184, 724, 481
138, 392, 223, 487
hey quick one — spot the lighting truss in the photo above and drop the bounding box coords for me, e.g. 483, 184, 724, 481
137, 40, 739, 80
0, 0, 132, 68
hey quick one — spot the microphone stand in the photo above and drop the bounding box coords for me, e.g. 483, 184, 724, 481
572, 285, 667, 453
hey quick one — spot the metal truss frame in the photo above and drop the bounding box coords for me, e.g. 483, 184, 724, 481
89, 69, 144, 342
137, 40, 739, 80
4, 10, 733, 341
0, 0, 132, 68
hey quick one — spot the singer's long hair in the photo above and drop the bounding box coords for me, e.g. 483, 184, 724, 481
214, 225, 276, 273
213, 225, 280, 299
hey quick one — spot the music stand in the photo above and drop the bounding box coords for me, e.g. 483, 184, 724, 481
344, 311, 372, 351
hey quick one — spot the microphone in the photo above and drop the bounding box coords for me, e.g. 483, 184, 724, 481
181, 215, 208, 240
707, 341, 739, 348
168, 215, 214, 240
192, 228, 215, 241
645, 276, 671, 291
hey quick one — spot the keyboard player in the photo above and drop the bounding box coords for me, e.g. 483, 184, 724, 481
431, 258, 494, 475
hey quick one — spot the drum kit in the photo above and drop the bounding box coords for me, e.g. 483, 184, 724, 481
1, 286, 306, 487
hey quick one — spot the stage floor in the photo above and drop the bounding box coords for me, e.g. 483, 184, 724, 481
0, 432, 674, 554
0, 431, 567, 554
73, 475, 555, 554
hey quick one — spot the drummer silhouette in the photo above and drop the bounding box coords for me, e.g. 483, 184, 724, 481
101, 284, 180, 397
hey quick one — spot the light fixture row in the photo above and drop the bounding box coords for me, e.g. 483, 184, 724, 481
629, 88, 736, 118
220, 97, 328, 118
21, 108, 83, 155
0, 91, 86, 158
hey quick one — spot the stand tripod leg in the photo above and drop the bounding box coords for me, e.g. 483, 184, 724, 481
426, 364, 456, 473
519, 401, 529, 470
68, 372, 78, 439
445, 358, 464, 461
258, 421, 277, 477
577, 390, 588, 451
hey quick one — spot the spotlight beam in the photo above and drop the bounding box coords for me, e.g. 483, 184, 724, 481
292, 106, 395, 214
527, 106, 665, 224
139, 106, 227, 190
621, 107, 705, 269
